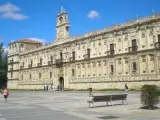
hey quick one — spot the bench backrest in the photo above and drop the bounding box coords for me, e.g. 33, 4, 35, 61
111, 94, 127, 100
93, 95, 111, 102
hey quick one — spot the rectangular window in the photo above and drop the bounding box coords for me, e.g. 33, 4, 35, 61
110, 44, 114, 50
60, 52, 63, 60
72, 51, 75, 60
40, 59, 42, 65
110, 44, 114, 55
158, 34, 160, 42
39, 73, 41, 79
50, 72, 52, 78
133, 62, 137, 71
31, 60, 33, 67
30, 74, 32, 79
11, 72, 13, 78
111, 65, 114, 73
51, 56, 53, 63
132, 39, 137, 46
87, 49, 90, 58
72, 69, 75, 76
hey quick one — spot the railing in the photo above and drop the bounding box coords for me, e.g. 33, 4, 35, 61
28, 64, 32, 68
20, 66, 24, 69
107, 50, 115, 56
155, 42, 160, 49
128, 46, 138, 53
10, 68, 13, 71
10, 60, 13, 63
84, 54, 90, 59
48, 61, 52, 65
37, 63, 41, 66
70, 57, 75, 62
55, 59, 63, 67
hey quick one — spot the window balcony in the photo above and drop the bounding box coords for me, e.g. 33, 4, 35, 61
37, 63, 41, 66
155, 42, 160, 49
20, 66, 24, 69
70, 57, 75, 62
84, 54, 90, 59
48, 61, 52, 65
10, 68, 13, 71
55, 59, 63, 67
10, 60, 14, 63
28, 64, 32, 68
107, 50, 115, 56
128, 46, 138, 53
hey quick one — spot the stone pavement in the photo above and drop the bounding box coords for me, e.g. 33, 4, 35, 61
0, 91, 159, 120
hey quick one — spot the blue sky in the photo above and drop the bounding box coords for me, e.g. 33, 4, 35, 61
0, 0, 160, 48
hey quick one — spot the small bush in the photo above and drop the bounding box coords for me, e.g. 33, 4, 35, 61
141, 85, 160, 109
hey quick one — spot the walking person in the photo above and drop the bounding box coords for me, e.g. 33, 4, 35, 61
50, 83, 53, 91
3, 88, 9, 101
46, 84, 49, 91
88, 84, 93, 97
44, 85, 46, 91
125, 83, 128, 94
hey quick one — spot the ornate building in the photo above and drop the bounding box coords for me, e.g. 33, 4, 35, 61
7, 8, 160, 90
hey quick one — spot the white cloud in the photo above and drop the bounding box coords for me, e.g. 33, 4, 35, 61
0, 2, 20, 12
2, 12, 28, 20
88, 10, 100, 19
29, 38, 48, 44
0, 3, 28, 20
11, 40, 15, 42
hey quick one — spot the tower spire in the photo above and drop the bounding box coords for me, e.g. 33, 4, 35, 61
54, 7, 70, 43
61, 6, 65, 13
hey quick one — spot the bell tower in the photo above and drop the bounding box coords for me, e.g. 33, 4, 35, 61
54, 7, 70, 43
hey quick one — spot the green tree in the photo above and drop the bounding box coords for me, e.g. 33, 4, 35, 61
0, 42, 7, 88
141, 85, 160, 109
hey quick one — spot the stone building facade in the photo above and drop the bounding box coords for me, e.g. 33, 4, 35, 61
7, 8, 160, 90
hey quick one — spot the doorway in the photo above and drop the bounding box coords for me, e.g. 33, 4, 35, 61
59, 77, 64, 91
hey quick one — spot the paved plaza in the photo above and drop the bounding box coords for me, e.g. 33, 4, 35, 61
0, 91, 160, 120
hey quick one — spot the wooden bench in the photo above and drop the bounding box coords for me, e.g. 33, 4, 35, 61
87, 94, 128, 108
111, 94, 128, 105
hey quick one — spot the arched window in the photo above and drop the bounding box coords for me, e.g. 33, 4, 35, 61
59, 17, 63, 23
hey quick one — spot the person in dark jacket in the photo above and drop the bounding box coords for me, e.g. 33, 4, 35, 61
125, 83, 128, 93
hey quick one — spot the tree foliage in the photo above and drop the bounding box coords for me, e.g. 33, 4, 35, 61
141, 85, 160, 109
0, 42, 7, 88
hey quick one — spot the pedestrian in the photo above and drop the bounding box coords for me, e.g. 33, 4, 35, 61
88, 84, 93, 97
50, 83, 53, 91
3, 88, 9, 101
46, 85, 48, 91
125, 83, 128, 93
44, 85, 46, 91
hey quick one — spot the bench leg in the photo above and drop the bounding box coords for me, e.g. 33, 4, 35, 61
89, 103, 90, 108
93, 102, 95, 108
110, 100, 113, 106
106, 101, 108, 106
122, 100, 124, 104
